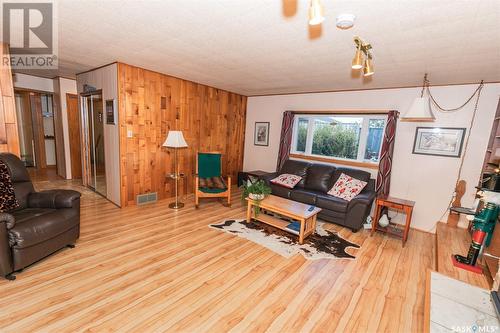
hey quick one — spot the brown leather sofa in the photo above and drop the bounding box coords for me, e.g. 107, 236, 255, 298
0, 153, 81, 280
260, 159, 376, 232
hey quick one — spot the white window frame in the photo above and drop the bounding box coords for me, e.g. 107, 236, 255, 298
290, 114, 387, 165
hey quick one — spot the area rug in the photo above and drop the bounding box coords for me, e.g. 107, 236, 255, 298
209, 219, 360, 260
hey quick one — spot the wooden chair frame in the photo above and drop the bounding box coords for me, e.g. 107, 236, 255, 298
195, 151, 231, 208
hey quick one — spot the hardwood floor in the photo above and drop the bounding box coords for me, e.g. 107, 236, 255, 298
0, 178, 435, 332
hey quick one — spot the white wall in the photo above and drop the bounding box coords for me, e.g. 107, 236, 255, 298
13, 73, 54, 92
55, 77, 77, 178
244, 83, 500, 233
76, 64, 120, 206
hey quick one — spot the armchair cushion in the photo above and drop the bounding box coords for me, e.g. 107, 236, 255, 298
198, 176, 228, 193
198, 153, 222, 178
0, 160, 19, 212
9, 208, 79, 248
28, 190, 81, 209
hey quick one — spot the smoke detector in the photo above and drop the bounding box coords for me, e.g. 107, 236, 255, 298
336, 14, 356, 29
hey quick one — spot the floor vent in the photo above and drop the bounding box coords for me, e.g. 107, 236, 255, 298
136, 192, 158, 205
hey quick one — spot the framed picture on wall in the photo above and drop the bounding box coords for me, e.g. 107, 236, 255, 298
254, 122, 270, 146
412, 127, 466, 158
106, 99, 115, 124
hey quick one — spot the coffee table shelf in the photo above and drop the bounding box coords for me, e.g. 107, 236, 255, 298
246, 195, 321, 244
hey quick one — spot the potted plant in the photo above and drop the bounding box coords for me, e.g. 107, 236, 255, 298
241, 179, 272, 215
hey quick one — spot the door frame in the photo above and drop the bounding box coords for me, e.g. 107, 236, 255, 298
66, 93, 82, 179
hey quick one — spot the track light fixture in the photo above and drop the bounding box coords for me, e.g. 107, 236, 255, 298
352, 36, 374, 77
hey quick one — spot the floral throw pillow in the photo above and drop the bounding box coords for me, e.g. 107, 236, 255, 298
327, 173, 367, 201
270, 174, 302, 189
0, 160, 19, 212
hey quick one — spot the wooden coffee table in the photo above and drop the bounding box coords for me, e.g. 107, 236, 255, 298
246, 195, 322, 244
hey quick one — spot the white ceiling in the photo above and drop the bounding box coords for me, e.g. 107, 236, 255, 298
17, 0, 500, 95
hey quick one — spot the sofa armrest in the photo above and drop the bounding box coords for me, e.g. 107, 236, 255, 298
0, 215, 13, 277
257, 172, 278, 186
348, 190, 376, 208
28, 190, 81, 209
0, 213, 15, 230
344, 190, 376, 231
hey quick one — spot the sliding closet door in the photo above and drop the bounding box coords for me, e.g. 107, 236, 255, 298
92, 95, 106, 195
82, 93, 106, 196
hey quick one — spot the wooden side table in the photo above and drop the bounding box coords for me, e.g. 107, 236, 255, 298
238, 170, 270, 186
371, 195, 415, 246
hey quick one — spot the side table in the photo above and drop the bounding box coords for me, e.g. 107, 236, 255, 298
237, 170, 270, 186
371, 195, 415, 247
166, 172, 187, 208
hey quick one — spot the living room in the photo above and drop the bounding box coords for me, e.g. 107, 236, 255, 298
0, 1, 499, 332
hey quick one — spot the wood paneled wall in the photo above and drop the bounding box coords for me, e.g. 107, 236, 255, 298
0, 43, 20, 155
117, 63, 247, 206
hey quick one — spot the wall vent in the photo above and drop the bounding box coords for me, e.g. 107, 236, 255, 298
136, 192, 158, 205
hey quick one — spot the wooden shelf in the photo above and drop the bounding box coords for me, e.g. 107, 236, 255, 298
253, 213, 291, 231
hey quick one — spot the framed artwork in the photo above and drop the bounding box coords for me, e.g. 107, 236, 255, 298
412, 127, 466, 158
105, 99, 115, 124
254, 122, 270, 146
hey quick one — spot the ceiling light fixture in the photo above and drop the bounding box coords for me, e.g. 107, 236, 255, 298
401, 73, 484, 122
363, 57, 374, 77
352, 36, 374, 77
336, 14, 356, 29
308, 0, 325, 26
401, 74, 435, 122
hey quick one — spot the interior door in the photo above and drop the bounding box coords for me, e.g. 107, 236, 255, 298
66, 94, 82, 178
29, 93, 46, 169
82, 93, 106, 196
14, 92, 35, 167
92, 95, 106, 195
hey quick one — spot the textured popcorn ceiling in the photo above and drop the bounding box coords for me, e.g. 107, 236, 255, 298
20, 0, 500, 95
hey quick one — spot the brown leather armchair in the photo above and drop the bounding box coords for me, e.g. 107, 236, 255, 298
0, 153, 81, 280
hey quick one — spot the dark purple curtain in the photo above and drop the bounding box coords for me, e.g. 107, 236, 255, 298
276, 111, 295, 171
376, 110, 399, 196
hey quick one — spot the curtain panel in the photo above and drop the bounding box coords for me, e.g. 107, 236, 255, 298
276, 111, 295, 171
376, 110, 399, 196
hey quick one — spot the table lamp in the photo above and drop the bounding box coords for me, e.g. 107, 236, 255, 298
163, 130, 188, 209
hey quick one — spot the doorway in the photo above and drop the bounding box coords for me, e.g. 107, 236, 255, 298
66, 94, 82, 179
81, 92, 106, 196
14, 90, 57, 170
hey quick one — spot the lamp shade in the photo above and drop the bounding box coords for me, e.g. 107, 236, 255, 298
351, 48, 363, 70
163, 130, 188, 148
363, 58, 374, 77
401, 97, 436, 122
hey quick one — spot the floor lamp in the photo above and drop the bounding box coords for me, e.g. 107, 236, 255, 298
163, 130, 188, 209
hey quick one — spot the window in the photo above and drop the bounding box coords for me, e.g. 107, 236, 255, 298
291, 114, 387, 164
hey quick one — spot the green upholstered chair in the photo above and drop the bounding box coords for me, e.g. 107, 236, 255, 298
195, 152, 231, 208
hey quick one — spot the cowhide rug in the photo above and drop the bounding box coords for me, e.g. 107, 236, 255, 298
209, 218, 360, 260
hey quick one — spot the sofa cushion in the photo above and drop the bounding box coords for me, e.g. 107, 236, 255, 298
270, 174, 302, 189
328, 173, 367, 201
305, 164, 336, 193
331, 167, 371, 186
0, 160, 19, 212
316, 194, 349, 213
270, 183, 292, 199
279, 160, 310, 188
290, 189, 317, 205
9, 208, 80, 248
